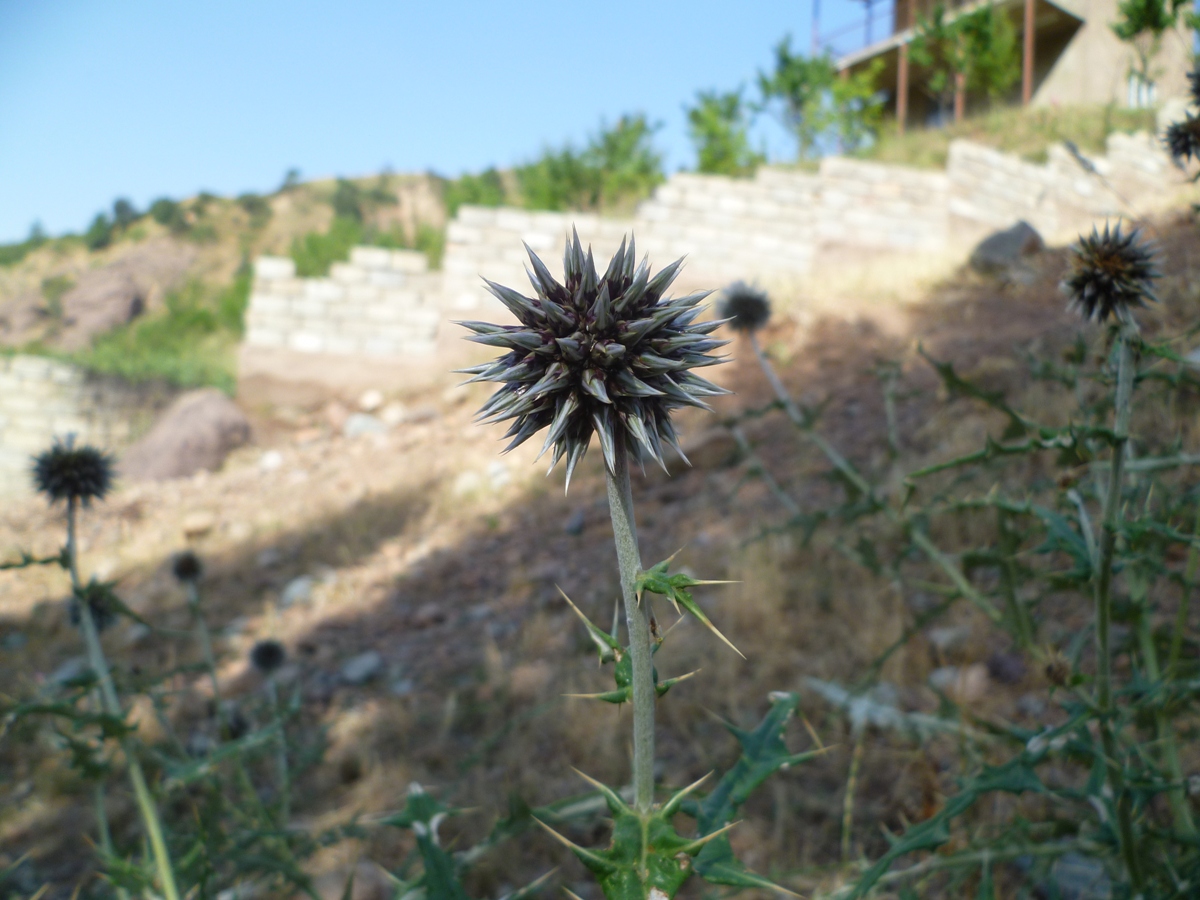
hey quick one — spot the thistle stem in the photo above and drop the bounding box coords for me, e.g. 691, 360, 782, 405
267, 677, 291, 826
605, 441, 655, 814
1094, 323, 1143, 892
187, 584, 226, 735
68, 499, 181, 900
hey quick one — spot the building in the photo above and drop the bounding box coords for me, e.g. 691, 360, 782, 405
831, 0, 1194, 133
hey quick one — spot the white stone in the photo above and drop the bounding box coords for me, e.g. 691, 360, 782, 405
349, 246, 392, 269
254, 256, 296, 280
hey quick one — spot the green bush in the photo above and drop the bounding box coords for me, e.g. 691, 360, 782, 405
236, 193, 272, 228
149, 197, 190, 234
331, 179, 364, 222
443, 167, 507, 216
686, 89, 764, 176
69, 273, 251, 391
290, 216, 362, 277
40, 275, 74, 318
0, 224, 48, 268
84, 213, 113, 251
758, 38, 885, 157
112, 198, 139, 229
515, 114, 664, 212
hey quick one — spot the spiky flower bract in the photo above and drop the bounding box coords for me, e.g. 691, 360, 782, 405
32, 437, 114, 505
1165, 115, 1200, 167
1062, 224, 1159, 323
1189, 67, 1200, 108
718, 281, 771, 333
250, 639, 286, 674
458, 231, 728, 486
171, 550, 204, 584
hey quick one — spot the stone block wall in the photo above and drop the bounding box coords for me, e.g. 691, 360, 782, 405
244, 247, 441, 358
0, 355, 163, 495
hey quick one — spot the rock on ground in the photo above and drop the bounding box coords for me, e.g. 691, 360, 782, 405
120, 388, 250, 481
968, 220, 1044, 276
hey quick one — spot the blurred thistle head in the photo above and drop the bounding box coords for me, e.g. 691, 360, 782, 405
250, 639, 286, 674
458, 231, 728, 486
1190, 67, 1200, 108
1062, 224, 1158, 323
32, 436, 114, 506
1165, 114, 1200, 167
718, 281, 771, 334
171, 550, 204, 584
70, 579, 119, 633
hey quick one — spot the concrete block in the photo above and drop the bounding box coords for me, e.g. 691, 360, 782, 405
350, 246, 392, 269
248, 293, 289, 315
245, 327, 285, 348
347, 283, 383, 303
288, 332, 325, 353
363, 337, 401, 356
330, 263, 367, 284
305, 280, 343, 302
389, 249, 428, 273
254, 256, 296, 280
368, 270, 409, 288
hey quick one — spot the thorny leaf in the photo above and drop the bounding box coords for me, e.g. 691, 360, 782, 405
636, 555, 743, 658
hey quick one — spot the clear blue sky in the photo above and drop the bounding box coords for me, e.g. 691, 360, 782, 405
0, 0, 870, 244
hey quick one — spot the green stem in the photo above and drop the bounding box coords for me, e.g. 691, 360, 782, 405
187, 584, 226, 736
68, 499, 181, 900
841, 729, 865, 863
605, 441, 655, 814
267, 677, 291, 826
1093, 324, 1143, 892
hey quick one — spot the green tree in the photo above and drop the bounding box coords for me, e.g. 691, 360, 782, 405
1113, 0, 1190, 94
112, 198, 139, 229
443, 168, 507, 217
911, 3, 1019, 118
685, 89, 763, 176
84, 213, 113, 251
516, 114, 664, 212
757, 36, 883, 157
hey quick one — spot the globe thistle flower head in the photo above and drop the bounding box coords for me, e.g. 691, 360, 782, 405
458, 231, 729, 487
171, 550, 204, 584
1165, 114, 1200, 167
1062, 224, 1158, 323
32, 436, 114, 506
250, 639, 286, 674
718, 281, 771, 333
1189, 67, 1200, 108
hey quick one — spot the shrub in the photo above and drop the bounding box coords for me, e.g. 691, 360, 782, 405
515, 113, 664, 212
112, 197, 139, 229
40, 274, 74, 318
757, 38, 884, 156
443, 167, 507, 216
290, 216, 362, 277
149, 197, 189, 234
331, 178, 364, 222
911, 2, 1020, 116
70, 274, 251, 391
236, 192, 272, 228
0, 223, 48, 268
84, 213, 113, 251
686, 88, 763, 176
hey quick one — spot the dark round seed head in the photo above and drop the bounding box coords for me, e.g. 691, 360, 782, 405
1165, 115, 1200, 167
32, 437, 114, 505
1061, 224, 1158, 323
718, 282, 772, 333
171, 550, 204, 584
458, 230, 729, 488
1189, 67, 1200, 107
250, 639, 286, 674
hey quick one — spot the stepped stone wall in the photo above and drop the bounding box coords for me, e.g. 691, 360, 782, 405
0, 355, 164, 495
235, 130, 1188, 397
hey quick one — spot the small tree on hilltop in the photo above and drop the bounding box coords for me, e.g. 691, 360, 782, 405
757, 36, 883, 158
686, 88, 764, 176
1113, 0, 1192, 103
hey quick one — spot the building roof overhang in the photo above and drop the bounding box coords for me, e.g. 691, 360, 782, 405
834, 0, 1085, 72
